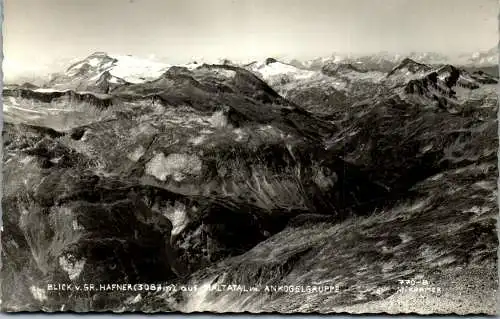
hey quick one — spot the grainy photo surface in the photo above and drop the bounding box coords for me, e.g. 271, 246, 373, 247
1, 0, 498, 314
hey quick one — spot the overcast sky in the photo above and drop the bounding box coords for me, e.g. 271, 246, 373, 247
3, 0, 499, 80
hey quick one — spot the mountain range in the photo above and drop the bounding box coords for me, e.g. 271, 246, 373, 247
2, 49, 498, 313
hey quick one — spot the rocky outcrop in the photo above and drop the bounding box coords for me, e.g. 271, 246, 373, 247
265, 57, 278, 65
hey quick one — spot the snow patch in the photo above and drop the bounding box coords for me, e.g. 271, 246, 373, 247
127, 145, 146, 162
184, 62, 200, 70
59, 254, 86, 280
208, 110, 228, 128
30, 286, 47, 302
108, 54, 171, 83
473, 181, 495, 191
72, 219, 85, 231
125, 294, 142, 304
467, 205, 491, 215
108, 75, 123, 84
429, 173, 444, 181
87, 57, 102, 67
313, 168, 337, 190
399, 233, 413, 244
233, 128, 248, 142
407, 199, 430, 213
200, 129, 214, 134
164, 202, 190, 236
421, 144, 434, 153
65, 61, 86, 76
188, 135, 206, 146
209, 68, 237, 78
145, 153, 202, 182
179, 277, 221, 312
251, 61, 316, 81
33, 88, 71, 93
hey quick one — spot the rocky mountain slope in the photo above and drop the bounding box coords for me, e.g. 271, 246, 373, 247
2, 52, 498, 314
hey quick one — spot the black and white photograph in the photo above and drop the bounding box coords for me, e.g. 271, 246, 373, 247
1, 0, 498, 314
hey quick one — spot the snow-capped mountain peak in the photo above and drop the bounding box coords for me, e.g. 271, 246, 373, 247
65, 52, 116, 76
245, 58, 317, 81
387, 58, 432, 78
64, 52, 172, 84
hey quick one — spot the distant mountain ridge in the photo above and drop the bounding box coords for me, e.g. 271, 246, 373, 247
7, 46, 497, 88
239, 55, 497, 116
281, 47, 498, 73
14, 51, 498, 107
